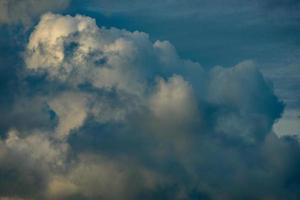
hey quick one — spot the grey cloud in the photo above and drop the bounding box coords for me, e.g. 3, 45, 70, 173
261, 59, 300, 137
1, 13, 299, 200
206, 61, 283, 143
0, 129, 69, 199
0, 0, 70, 26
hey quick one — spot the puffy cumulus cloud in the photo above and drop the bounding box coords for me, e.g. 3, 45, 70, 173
207, 60, 283, 143
25, 13, 200, 96
150, 75, 198, 123
47, 90, 142, 139
0, 0, 70, 26
2, 13, 300, 200
25, 12, 142, 93
0, 129, 68, 199
3, 129, 68, 169
46, 154, 168, 200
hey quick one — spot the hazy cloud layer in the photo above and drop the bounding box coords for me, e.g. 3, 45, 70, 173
1, 13, 300, 200
0, 0, 70, 26
91, 0, 300, 22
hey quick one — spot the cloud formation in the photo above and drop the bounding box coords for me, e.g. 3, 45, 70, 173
1, 13, 300, 200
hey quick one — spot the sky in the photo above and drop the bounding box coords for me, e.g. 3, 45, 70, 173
0, 0, 299, 200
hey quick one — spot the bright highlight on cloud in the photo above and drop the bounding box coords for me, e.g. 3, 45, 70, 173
1, 13, 300, 200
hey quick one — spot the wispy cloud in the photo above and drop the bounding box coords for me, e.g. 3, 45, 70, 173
0, 0, 70, 26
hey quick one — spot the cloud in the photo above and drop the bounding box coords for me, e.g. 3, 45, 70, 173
0, 129, 67, 199
207, 60, 283, 143
150, 75, 198, 123
261, 60, 300, 137
2, 13, 300, 200
48, 92, 88, 139
25, 13, 146, 94
0, 96, 53, 133
0, 0, 70, 26
274, 109, 300, 137
48, 154, 167, 200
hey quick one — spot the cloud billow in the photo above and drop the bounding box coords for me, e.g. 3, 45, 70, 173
1, 13, 299, 200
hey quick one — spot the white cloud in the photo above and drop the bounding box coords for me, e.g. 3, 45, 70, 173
47, 154, 167, 200
0, 129, 69, 198
48, 92, 88, 139
24, 13, 205, 141
4, 129, 68, 169
24, 13, 284, 146
25, 13, 145, 95
150, 75, 198, 123
25, 13, 201, 97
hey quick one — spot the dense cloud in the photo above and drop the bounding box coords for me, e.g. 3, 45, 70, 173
1, 13, 300, 200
